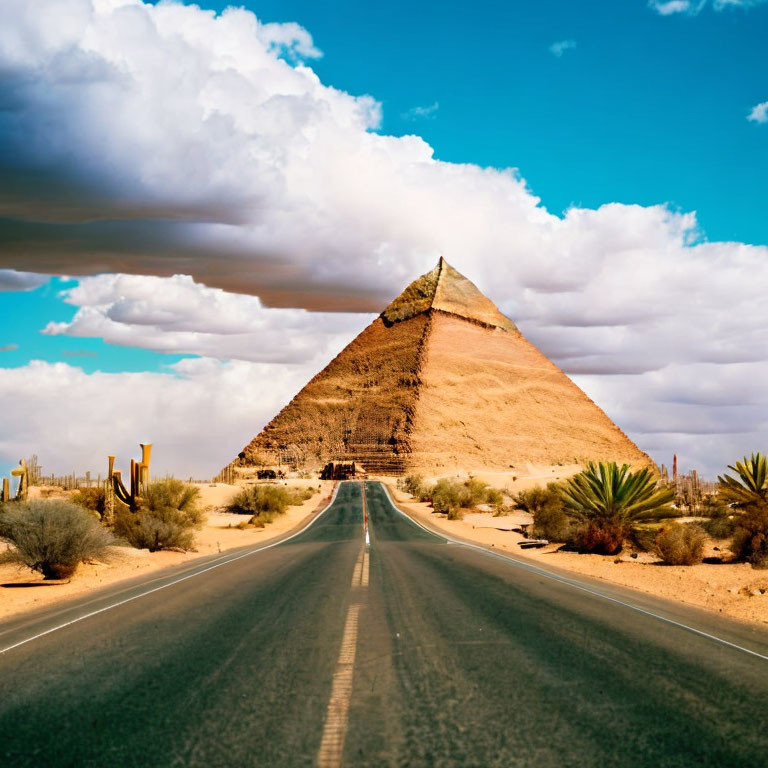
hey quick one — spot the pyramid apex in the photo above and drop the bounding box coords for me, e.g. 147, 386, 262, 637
381, 259, 517, 332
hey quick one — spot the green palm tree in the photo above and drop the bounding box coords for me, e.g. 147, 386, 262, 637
558, 462, 675, 554
718, 453, 768, 508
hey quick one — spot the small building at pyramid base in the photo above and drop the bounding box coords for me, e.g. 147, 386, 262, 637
231, 258, 653, 478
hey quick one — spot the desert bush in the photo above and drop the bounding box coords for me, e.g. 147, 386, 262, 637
431, 479, 464, 517
484, 487, 504, 507
114, 478, 203, 552
399, 474, 434, 503
400, 474, 425, 497
226, 484, 314, 526
0, 499, 116, 579
72, 487, 107, 519
653, 523, 706, 565
698, 495, 736, 539
700, 494, 729, 518
514, 484, 579, 543
558, 462, 676, 555
427, 477, 505, 519
514, 486, 557, 516
730, 504, 768, 568
514, 485, 574, 542
704, 514, 736, 540
463, 478, 489, 506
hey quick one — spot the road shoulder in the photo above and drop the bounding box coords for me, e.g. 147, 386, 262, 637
383, 482, 768, 632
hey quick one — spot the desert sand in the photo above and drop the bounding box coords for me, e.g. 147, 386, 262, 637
386, 483, 768, 628
0, 479, 334, 621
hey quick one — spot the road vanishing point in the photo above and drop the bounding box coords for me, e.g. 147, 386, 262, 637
1, 481, 768, 767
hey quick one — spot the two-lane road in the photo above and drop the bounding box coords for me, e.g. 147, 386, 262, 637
1, 481, 767, 767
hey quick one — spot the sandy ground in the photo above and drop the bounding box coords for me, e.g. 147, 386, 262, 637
0, 480, 335, 621
386, 483, 768, 628
411, 464, 584, 493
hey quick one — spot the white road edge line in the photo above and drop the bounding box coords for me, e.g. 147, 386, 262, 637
379, 484, 768, 663
0, 482, 343, 656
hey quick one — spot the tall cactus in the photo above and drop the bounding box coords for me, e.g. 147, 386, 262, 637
109, 444, 152, 512
1, 459, 29, 503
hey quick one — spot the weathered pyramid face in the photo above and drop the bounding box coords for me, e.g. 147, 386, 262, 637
234, 258, 652, 476
381, 257, 517, 332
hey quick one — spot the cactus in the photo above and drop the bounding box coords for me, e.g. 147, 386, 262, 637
10, 459, 29, 501
1, 459, 29, 503
108, 444, 152, 512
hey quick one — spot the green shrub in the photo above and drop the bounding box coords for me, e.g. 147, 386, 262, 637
401, 474, 425, 497
72, 487, 108, 519
399, 474, 434, 503
485, 487, 504, 507
558, 462, 676, 555
0, 499, 116, 579
704, 514, 736, 540
514, 485, 556, 516
72, 486, 129, 522
114, 478, 203, 552
653, 523, 706, 565
513, 485, 574, 542
428, 477, 506, 518
700, 495, 736, 540
431, 479, 464, 517
700, 494, 729, 518
289, 486, 317, 504
730, 504, 768, 568
226, 484, 315, 526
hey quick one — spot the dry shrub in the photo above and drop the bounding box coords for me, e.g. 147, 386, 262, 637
515, 484, 577, 542
731, 504, 768, 569
114, 478, 202, 552
704, 512, 737, 540
72, 487, 107, 519
577, 521, 627, 556
400, 474, 424, 497
429, 477, 505, 518
653, 523, 706, 565
431, 479, 463, 517
0, 499, 116, 579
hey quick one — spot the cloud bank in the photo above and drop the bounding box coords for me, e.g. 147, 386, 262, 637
44, 273, 372, 365
0, 358, 314, 479
0, 0, 767, 477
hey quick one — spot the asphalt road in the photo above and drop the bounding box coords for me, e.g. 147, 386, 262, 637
1, 481, 768, 767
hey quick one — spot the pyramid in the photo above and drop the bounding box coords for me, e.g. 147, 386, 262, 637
234, 258, 652, 475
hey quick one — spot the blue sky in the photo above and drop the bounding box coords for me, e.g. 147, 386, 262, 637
5, 0, 767, 339
1, 0, 767, 480
242, 0, 768, 244
4, 0, 767, 370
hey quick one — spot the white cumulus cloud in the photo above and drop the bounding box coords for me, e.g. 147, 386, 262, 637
43, 273, 373, 364
649, 0, 766, 14
0, 0, 767, 477
548, 40, 577, 57
0, 358, 315, 479
747, 101, 768, 123
401, 102, 440, 121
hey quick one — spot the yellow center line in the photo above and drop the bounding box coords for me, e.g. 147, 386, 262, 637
317, 603, 362, 768
318, 516, 371, 767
